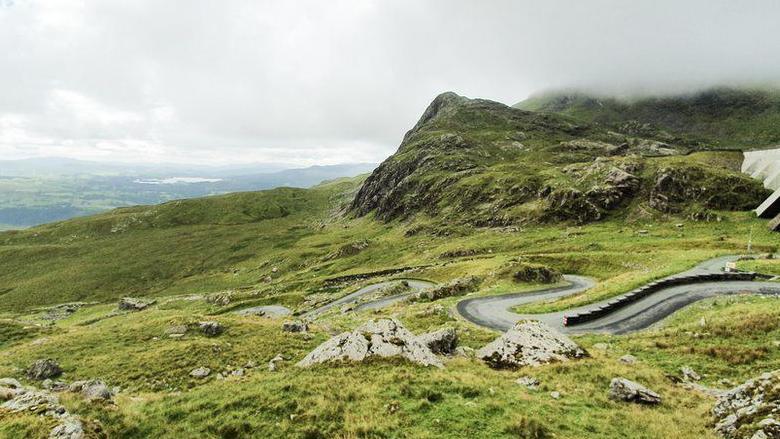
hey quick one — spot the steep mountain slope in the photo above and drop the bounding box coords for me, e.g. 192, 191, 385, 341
352, 92, 769, 226
514, 87, 780, 148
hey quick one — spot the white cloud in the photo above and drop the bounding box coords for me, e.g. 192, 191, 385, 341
1, 0, 779, 165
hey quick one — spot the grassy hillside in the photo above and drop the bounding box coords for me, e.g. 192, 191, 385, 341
1, 90, 779, 438
515, 87, 780, 148
352, 92, 768, 226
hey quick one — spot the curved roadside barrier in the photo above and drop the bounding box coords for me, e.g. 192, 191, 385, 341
563, 271, 758, 326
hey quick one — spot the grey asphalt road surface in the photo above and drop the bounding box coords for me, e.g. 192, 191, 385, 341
456, 256, 780, 334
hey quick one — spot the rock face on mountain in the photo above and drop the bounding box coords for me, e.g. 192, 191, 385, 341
712, 370, 780, 438
297, 319, 442, 368
477, 321, 587, 369
350, 92, 767, 227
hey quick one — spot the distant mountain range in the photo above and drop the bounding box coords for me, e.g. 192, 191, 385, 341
0, 159, 377, 229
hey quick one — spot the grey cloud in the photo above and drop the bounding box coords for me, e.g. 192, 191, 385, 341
1, 0, 779, 165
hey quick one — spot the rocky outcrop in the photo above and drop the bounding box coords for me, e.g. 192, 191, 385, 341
543, 188, 602, 224
297, 319, 442, 368
118, 297, 156, 311
408, 276, 481, 302
27, 359, 63, 381
609, 378, 662, 405
1, 379, 84, 439
282, 321, 308, 333
477, 321, 586, 369
195, 321, 224, 337
712, 370, 780, 438
512, 263, 562, 284
417, 328, 458, 355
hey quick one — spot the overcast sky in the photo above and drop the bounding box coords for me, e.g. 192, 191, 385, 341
2, 0, 780, 166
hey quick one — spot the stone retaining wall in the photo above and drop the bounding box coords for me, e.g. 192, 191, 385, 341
564, 271, 757, 326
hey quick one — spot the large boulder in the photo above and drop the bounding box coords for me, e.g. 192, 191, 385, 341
712, 370, 780, 438
609, 378, 662, 405
477, 321, 586, 369
27, 359, 63, 381
297, 319, 442, 368
417, 328, 458, 355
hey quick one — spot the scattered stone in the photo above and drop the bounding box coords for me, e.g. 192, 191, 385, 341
609, 378, 662, 405
42, 379, 67, 391
27, 359, 63, 381
189, 367, 211, 379
0, 378, 23, 389
268, 354, 284, 372
244, 360, 257, 369
196, 321, 224, 337
477, 321, 586, 369
416, 327, 458, 355
619, 354, 638, 365
282, 321, 309, 333
700, 317, 707, 328
516, 376, 540, 389
712, 370, 780, 438
117, 297, 156, 311
297, 319, 442, 368
49, 416, 84, 439
1, 389, 65, 416
592, 342, 610, 351
550, 391, 561, 400
43, 303, 84, 321
80, 380, 114, 402
681, 366, 701, 382
231, 368, 245, 377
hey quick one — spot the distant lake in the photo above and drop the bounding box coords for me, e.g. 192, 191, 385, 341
133, 177, 223, 185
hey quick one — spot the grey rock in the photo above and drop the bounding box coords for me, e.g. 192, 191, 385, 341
268, 354, 284, 372
417, 327, 458, 355
619, 354, 638, 365
609, 378, 662, 405
681, 366, 701, 382
0, 378, 23, 389
234, 305, 292, 318
1, 389, 66, 416
515, 376, 540, 389
477, 321, 586, 369
68, 381, 87, 393
282, 321, 309, 333
550, 391, 561, 399
189, 367, 211, 379
80, 380, 114, 401
712, 370, 780, 438
49, 416, 84, 439
117, 297, 156, 311
592, 342, 610, 351
197, 321, 224, 337
27, 359, 63, 381
297, 319, 442, 368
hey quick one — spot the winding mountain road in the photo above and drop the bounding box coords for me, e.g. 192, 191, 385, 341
457, 255, 780, 334
303, 279, 435, 319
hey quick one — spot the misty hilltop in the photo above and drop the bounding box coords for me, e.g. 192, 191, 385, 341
515, 86, 780, 148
